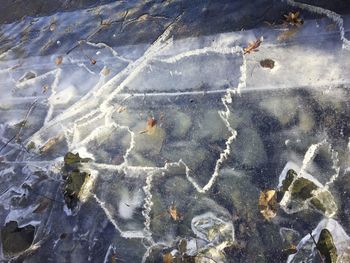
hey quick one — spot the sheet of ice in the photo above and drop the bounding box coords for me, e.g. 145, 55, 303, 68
1, 1, 350, 262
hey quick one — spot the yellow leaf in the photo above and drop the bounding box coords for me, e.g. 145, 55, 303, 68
259, 190, 278, 220
163, 252, 173, 263
55, 56, 63, 65
168, 204, 181, 221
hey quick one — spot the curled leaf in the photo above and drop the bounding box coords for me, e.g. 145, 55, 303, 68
163, 252, 173, 263
284, 12, 303, 26
168, 203, 182, 221
140, 117, 157, 134
282, 244, 298, 256
147, 117, 157, 127
55, 56, 63, 65
259, 190, 278, 220
116, 106, 126, 113
243, 37, 263, 54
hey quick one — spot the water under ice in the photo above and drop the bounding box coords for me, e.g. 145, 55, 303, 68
1, 0, 350, 262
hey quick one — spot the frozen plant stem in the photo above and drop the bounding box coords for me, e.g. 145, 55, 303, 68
0, 99, 38, 153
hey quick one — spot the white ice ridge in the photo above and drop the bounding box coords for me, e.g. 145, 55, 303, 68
297, 139, 339, 187
178, 49, 246, 194
85, 41, 133, 63
92, 193, 145, 239
26, 16, 181, 145
299, 140, 326, 178
44, 68, 62, 124
285, 0, 350, 50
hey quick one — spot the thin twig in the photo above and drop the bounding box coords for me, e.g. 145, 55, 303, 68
0, 134, 16, 153
16, 99, 38, 142
0, 99, 38, 153
309, 231, 317, 246
309, 231, 325, 262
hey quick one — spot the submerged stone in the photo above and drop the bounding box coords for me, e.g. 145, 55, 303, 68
62, 152, 91, 210
1, 221, 35, 256
290, 177, 318, 200
316, 229, 337, 263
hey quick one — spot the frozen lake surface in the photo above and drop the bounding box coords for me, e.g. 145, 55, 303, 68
1, 0, 350, 262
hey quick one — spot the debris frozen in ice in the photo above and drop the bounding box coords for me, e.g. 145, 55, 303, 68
0, 1, 350, 262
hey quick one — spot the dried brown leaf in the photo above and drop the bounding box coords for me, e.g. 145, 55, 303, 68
284, 11, 303, 26
283, 244, 298, 256
39, 135, 62, 153
168, 204, 181, 221
259, 189, 278, 220
139, 117, 157, 134
55, 56, 63, 65
116, 106, 126, 113
243, 37, 263, 54
163, 252, 173, 263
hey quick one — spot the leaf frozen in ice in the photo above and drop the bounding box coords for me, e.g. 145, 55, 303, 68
168, 203, 182, 221
55, 56, 63, 65
243, 37, 263, 54
163, 252, 173, 263
258, 189, 278, 220
284, 12, 303, 27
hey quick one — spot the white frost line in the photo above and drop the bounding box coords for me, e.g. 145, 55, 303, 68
85, 41, 133, 63
71, 111, 105, 147
66, 57, 97, 75
103, 245, 115, 263
142, 172, 155, 240
92, 194, 145, 239
155, 46, 242, 64
299, 140, 326, 178
99, 21, 177, 111
178, 49, 246, 193
120, 126, 135, 168
44, 68, 61, 124
324, 144, 340, 189
285, 0, 350, 50
26, 17, 178, 144
116, 89, 229, 98
15, 69, 59, 88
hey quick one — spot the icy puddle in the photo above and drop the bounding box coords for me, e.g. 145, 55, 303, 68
1, 1, 350, 262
